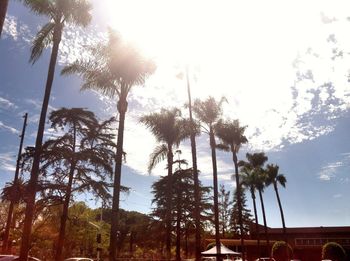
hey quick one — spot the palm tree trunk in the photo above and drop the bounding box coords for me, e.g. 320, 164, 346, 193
2, 113, 27, 254
185, 67, 201, 261
232, 153, 245, 261
165, 144, 173, 261
110, 94, 128, 261
274, 183, 286, 235
251, 189, 260, 257
209, 127, 221, 260
55, 162, 75, 261
258, 188, 269, 253
0, 0, 9, 37
19, 23, 62, 261
175, 194, 181, 261
274, 182, 288, 261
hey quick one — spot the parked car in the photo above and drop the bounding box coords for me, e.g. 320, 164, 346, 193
0, 255, 41, 261
64, 257, 94, 261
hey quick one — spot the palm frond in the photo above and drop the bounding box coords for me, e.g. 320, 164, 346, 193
148, 144, 168, 174
22, 0, 53, 16
30, 22, 55, 64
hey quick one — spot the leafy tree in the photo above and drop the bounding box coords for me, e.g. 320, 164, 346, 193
43, 108, 115, 261
215, 119, 248, 259
265, 164, 287, 242
140, 108, 191, 260
230, 186, 253, 236
218, 185, 232, 238
62, 30, 156, 260
322, 242, 347, 261
271, 241, 293, 261
19, 1, 92, 259
151, 167, 211, 260
192, 96, 226, 257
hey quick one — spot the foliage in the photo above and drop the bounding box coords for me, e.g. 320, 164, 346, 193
231, 186, 253, 236
322, 242, 346, 261
271, 241, 293, 261
151, 167, 212, 257
218, 184, 233, 237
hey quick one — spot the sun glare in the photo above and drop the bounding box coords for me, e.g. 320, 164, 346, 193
101, 0, 339, 128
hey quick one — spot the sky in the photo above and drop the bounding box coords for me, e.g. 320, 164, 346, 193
1, 0, 350, 229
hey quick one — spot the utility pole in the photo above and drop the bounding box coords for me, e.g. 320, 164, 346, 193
2, 113, 28, 254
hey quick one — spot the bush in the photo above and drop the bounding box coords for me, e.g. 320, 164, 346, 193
271, 241, 293, 261
322, 242, 346, 261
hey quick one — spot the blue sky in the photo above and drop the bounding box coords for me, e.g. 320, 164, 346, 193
1, 0, 350, 229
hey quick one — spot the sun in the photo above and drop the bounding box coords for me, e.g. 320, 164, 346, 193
99, 0, 330, 129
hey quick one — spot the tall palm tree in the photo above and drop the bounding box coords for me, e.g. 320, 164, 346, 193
244, 152, 270, 252
0, 0, 9, 37
62, 30, 155, 260
140, 108, 191, 261
215, 119, 248, 260
192, 96, 226, 259
240, 163, 262, 256
19, 1, 91, 259
185, 67, 201, 261
265, 164, 287, 238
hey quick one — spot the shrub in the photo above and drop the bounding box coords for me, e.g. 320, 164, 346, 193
322, 242, 346, 261
271, 241, 293, 261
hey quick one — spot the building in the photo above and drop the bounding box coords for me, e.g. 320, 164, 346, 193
205, 224, 350, 261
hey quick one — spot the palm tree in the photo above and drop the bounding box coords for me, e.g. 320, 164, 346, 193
19, 1, 92, 259
240, 163, 262, 256
185, 66, 201, 261
265, 164, 287, 238
62, 30, 155, 260
0, 0, 9, 36
140, 108, 191, 261
192, 96, 226, 259
215, 119, 248, 260
243, 152, 270, 252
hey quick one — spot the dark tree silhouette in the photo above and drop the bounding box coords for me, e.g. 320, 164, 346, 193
141, 108, 191, 261
62, 30, 155, 260
215, 119, 248, 260
19, 1, 92, 259
192, 96, 226, 260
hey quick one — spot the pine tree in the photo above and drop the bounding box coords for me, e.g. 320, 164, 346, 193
218, 184, 233, 238
231, 186, 253, 236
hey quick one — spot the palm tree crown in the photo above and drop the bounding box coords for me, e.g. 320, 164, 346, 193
265, 164, 287, 188
62, 30, 155, 107
24, 0, 92, 63
140, 108, 191, 172
215, 119, 248, 155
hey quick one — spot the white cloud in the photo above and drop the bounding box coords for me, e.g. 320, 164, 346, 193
2, 15, 32, 43
0, 97, 17, 110
0, 153, 16, 172
0, 121, 19, 134
333, 194, 342, 198
318, 153, 350, 181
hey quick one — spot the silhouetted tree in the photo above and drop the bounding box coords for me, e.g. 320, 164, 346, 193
19, 1, 92, 259
62, 30, 156, 260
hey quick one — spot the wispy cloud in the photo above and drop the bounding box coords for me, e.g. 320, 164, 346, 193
0, 121, 19, 134
0, 96, 17, 110
2, 15, 33, 44
318, 153, 350, 181
0, 153, 16, 172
